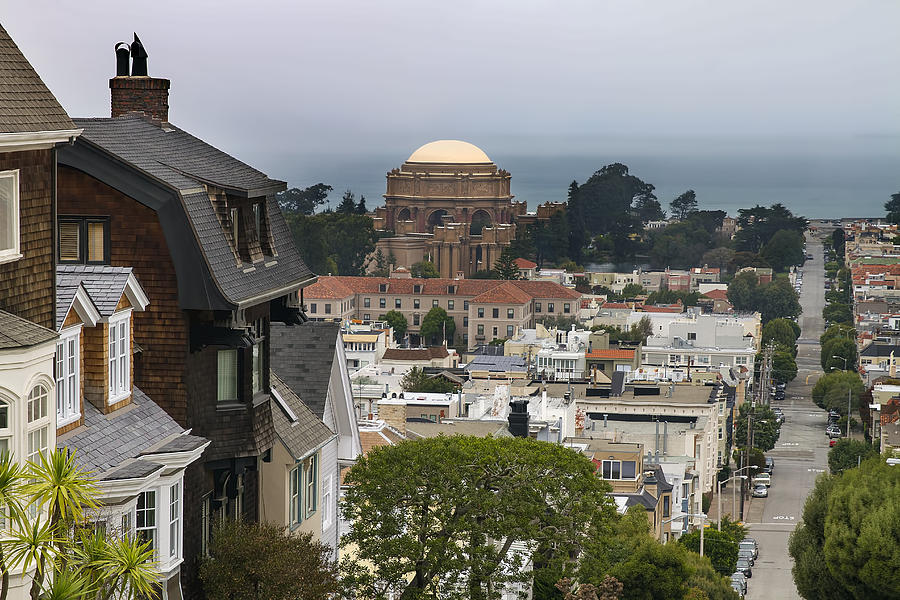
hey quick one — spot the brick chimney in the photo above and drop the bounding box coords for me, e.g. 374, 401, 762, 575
109, 34, 170, 122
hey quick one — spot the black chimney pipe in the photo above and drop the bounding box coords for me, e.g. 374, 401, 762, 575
508, 399, 530, 438
115, 42, 130, 76
130, 33, 148, 76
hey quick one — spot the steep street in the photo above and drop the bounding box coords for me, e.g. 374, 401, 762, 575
744, 225, 832, 599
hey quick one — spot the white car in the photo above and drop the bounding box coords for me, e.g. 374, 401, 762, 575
752, 473, 771, 487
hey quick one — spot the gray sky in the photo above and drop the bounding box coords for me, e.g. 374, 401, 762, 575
5, 1, 899, 191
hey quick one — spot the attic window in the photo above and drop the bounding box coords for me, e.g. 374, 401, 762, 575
379, 283, 388, 293
58, 217, 109, 265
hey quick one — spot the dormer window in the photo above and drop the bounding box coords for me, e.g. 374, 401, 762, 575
108, 312, 131, 403
56, 327, 81, 425
379, 283, 388, 293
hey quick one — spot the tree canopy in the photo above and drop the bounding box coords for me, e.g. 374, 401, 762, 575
771, 350, 798, 385
399, 367, 459, 394
670, 190, 698, 220
286, 212, 377, 275
200, 519, 338, 600
760, 229, 805, 272
410, 261, 440, 278
382, 310, 408, 344
494, 247, 521, 280
827, 438, 877, 475
733, 204, 807, 253
820, 337, 857, 372
277, 183, 332, 215
884, 191, 900, 225
762, 318, 800, 349
340, 436, 617, 599
790, 458, 900, 599
823, 302, 852, 326
336, 189, 358, 214
735, 403, 781, 452
420, 306, 455, 345
811, 370, 865, 414
679, 528, 737, 576
726, 272, 801, 323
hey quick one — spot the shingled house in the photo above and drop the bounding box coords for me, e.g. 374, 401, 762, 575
0, 24, 81, 597
55, 38, 316, 594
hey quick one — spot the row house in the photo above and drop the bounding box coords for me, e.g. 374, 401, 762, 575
53, 38, 331, 597
303, 276, 581, 349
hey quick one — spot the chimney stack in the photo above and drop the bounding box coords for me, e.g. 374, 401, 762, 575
508, 399, 530, 438
109, 34, 170, 123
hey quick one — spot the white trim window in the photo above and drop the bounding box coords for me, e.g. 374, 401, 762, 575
0, 169, 20, 264
56, 327, 81, 425
305, 454, 318, 517
289, 465, 302, 526
108, 312, 131, 403
322, 475, 333, 529
169, 482, 181, 559
27, 384, 49, 463
136, 491, 157, 557
0, 400, 9, 456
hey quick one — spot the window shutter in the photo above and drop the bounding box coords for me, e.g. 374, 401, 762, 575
59, 222, 81, 261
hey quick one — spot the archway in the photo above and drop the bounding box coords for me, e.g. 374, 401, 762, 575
470, 210, 492, 236
396, 207, 411, 222
426, 209, 449, 232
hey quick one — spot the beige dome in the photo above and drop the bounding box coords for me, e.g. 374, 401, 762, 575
407, 140, 491, 164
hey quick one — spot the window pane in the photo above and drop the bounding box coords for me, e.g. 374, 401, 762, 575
217, 349, 238, 401
0, 175, 15, 252
611, 461, 621, 479
602, 461, 612, 479
87, 222, 105, 262
622, 461, 636, 479
59, 221, 81, 261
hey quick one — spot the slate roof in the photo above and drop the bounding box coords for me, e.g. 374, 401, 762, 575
621, 489, 659, 510
72, 114, 314, 305
270, 372, 334, 460
58, 387, 207, 480
465, 355, 527, 373
270, 321, 340, 420
861, 343, 900, 358
0, 25, 77, 134
56, 265, 131, 327
0, 310, 56, 349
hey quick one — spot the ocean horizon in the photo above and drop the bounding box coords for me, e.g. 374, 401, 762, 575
263, 136, 899, 220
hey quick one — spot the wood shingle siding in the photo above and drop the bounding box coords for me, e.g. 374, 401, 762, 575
0, 149, 54, 328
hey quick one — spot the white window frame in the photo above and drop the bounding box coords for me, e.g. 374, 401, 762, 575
289, 465, 302, 527
136, 490, 157, 558
108, 311, 132, 403
305, 454, 318, 517
322, 474, 333, 529
56, 326, 82, 426
0, 399, 10, 457
169, 482, 181, 559
0, 169, 21, 264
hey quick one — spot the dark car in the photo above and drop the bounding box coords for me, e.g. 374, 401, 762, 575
736, 557, 753, 578
774, 390, 786, 401
765, 457, 775, 474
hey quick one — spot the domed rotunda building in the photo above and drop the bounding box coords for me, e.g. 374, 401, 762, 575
373, 140, 525, 278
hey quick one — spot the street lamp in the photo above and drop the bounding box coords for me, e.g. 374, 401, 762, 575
832, 355, 853, 438
717, 475, 747, 530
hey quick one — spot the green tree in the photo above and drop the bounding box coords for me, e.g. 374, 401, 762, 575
646, 289, 701, 307
735, 404, 781, 452
820, 324, 855, 347
761, 229, 805, 272
286, 212, 377, 275
620, 283, 646, 299
382, 310, 408, 344
679, 528, 738, 575
356, 195, 368, 214
370, 248, 390, 277
399, 367, 459, 394
634, 192, 665, 223
762, 318, 799, 348
811, 370, 864, 413
670, 190, 699, 220
822, 302, 852, 325
340, 436, 616, 600
884, 191, 900, 225
410, 260, 440, 278
612, 540, 691, 600
726, 271, 759, 312
494, 247, 521, 280
276, 183, 332, 215
827, 439, 877, 474
821, 337, 856, 372
701, 247, 735, 271
470, 269, 499, 279
336, 189, 358, 214
760, 278, 801, 323
200, 519, 339, 600
733, 204, 807, 253
771, 350, 798, 384
420, 306, 455, 345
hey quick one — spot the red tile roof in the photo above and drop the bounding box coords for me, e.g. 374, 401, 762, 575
382, 347, 450, 361
514, 258, 537, 269
472, 281, 533, 304
601, 302, 634, 309
304, 278, 355, 299
702, 289, 729, 300
586, 349, 635, 359
511, 280, 582, 299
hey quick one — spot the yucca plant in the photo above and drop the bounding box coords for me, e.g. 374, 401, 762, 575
38, 567, 91, 600
0, 452, 26, 600
94, 535, 159, 600
3, 516, 63, 600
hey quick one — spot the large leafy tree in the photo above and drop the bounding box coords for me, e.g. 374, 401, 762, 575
286, 212, 377, 275
733, 204, 807, 253
200, 519, 338, 600
420, 306, 455, 345
827, 439, 877, 475
811, 370, 865, 414
760, 277, 801, 323
762, 318, 799, 349
669, 190, 698, 220
771, 350, 798, 384
382, 310, 408, 344
760, 229, 805, 272
340, 436, 616, 599
789, 474, 848, 600
679, 528, 738, 575
400, 367, 459, 394
821, 337, 856, 372
410, 261, 440, 278
822, 303, 852, 325
735, 404, 781, 452
276, 183, 332, 215
336, 189, 358, 214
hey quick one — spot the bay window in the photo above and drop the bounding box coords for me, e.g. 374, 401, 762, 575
217, 349, 238, 403
169, 482, 181, 558
136, 491, 157, 556
56, 328, 80, 424
108, 312, 131, 402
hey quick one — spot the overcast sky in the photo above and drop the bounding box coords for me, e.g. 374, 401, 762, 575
5, 1, 899, 190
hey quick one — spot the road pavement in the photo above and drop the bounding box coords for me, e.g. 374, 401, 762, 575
743, 228, 832, 600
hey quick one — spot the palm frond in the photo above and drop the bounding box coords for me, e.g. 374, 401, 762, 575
26, 449, 98, 525
96, 536, 160, 600
39, 566, 91, 600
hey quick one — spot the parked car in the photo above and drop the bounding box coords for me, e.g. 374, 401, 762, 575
731, 573, 747, 595
731, 582, 745, 598
739, 540, 758, 559
738, 548, 756, 565
736, 557, 753, 578
752, 484, 768, 498
752, 473, 772, 487
830, 439, 837, 447
774, 390, 786, 401
827, 426, 843, 439
828, 410, 841, 421
764, 457, 775, 474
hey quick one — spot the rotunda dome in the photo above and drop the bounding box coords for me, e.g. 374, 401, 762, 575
407, 140, 491, 164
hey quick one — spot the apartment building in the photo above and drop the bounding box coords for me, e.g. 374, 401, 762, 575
304, 276, 581, 349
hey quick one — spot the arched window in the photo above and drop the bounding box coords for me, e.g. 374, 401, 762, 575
26, 385, 49, 465
0, 399, 9, 454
